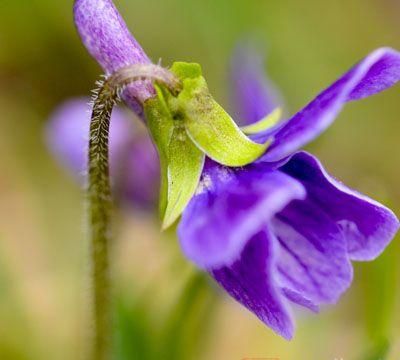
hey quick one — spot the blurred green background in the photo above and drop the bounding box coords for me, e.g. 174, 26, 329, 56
0, 0, 399, 359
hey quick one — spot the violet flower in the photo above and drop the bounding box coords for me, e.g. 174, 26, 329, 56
230, 43, 283, 125
180, 48, 400, 338
73, 0, 400, 339
46, 98, 159, 207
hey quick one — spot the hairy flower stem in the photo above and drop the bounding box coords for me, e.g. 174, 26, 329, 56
87, 64, 181, 360
87, 81, 114, 360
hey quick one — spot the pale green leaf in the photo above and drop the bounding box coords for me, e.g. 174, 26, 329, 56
241, 107, 282, 134
174, 74, 269, 166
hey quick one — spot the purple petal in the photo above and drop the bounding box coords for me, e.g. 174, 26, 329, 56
212, 229, 294, 339
230, 43, 283, 126
269, 151, 398, 306
178, 160, 306, 270
73, 0, 155, 114
281, 288, 319, 313
258, 47, 400, 161
271, 196, 353, 305
280, 151, 399, 261
45, 98, 159, 207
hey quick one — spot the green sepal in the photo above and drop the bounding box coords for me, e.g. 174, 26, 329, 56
164, 125, 204, 229
171, 64, 269, 167
170, 62, 202, 80
144, 86, 172, 219
143, 62, 273, 229
241, 108, 282, 135
144, 85, 204, 229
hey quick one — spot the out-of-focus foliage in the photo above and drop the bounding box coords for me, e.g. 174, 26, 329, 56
114, 273, 216, 360
0, 0, 399, 359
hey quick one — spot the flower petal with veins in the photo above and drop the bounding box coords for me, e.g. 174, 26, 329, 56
212, 229, 295, 340
254, 48, 400, 161
280, 152, 399, 262
178, 160, 306, 270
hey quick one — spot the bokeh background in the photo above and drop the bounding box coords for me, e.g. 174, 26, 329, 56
0, 0, 400, 359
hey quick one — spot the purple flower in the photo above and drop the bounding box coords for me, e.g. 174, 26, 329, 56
72, 0, 400, 339
180, 48, 400, 338
46, 98, 159, 208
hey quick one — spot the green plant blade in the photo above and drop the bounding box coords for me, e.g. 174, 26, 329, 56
176, 75, 269, 166
241, 107, 282, 134
156, 272, 217, 360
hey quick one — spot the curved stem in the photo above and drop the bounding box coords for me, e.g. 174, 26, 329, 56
86, 64, 181, 360
87, 81, 115, 360
109, 63, 182, 96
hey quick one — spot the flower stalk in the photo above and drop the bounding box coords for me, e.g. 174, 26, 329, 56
86, 64, 181, 360
87, 79, 115, 360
